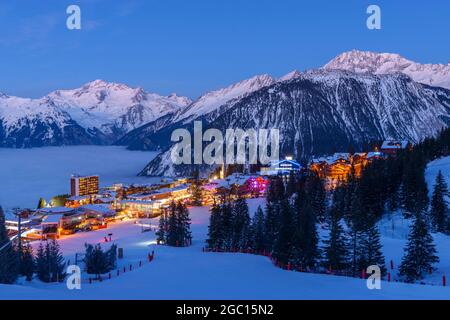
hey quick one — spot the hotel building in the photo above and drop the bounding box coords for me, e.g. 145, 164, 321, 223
70, 175, 100, 197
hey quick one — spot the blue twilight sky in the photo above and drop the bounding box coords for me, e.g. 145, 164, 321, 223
0, 0, 449, 99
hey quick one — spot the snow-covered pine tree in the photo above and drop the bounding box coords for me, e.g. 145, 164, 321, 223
221, 202, 234, 251
401, 155, 429, 218
399, 213, 440, 283
322, 214, 349, 272
106, 243, 118, 271
177, 201, 192, 247
231, 196, 251, 250
35, 242, 49, 283
430, 171, 449, 233
84, 243, 110, 279
156, 212, 167, 244
272, 199, 294, 267
0, 206, 19, 284
251, 206, 266, 253
166, 201, 179, 247
291, 192, 320, 271
207, 203, 223, 250
20, 243, 35, 281
190, 180, 204, 207
264, 202, 280, 252
358, 222, 386, 276
48, 240, 66, 282
347, 184, 365, 277
310, 174, 327, 223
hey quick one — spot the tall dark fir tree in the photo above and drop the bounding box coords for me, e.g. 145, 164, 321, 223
399, 213, 439, 283
323, 214, 349, 272
250, 206, 266, 253
430, 171, 449, 233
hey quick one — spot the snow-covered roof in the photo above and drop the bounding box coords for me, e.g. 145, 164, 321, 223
68, 195, 90, 201
42, 214, 64, 224
381, 140, 409, 150
79, 204, 113, 214
37, 207, 74, 214
367, 151, 385, 159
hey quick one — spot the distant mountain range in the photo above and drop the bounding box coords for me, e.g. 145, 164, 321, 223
138, 70, 450, 177
0, 80, 190, 148
1, 50, 450, 177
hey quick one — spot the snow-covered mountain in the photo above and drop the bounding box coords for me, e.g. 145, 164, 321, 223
116, 72, 303, 150
48, 80, 191, 137
172, 74, 276, 124
324, 50, 450, 90
0, 81, 191, 147
139, 70, 450, 177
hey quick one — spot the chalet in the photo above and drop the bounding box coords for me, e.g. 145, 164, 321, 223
381, 140, 410, 156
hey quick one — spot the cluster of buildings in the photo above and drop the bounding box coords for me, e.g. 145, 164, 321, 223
5, 140, 410, 242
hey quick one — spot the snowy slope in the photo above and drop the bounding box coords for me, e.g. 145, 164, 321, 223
1, 199, 449, 300
324, 50, 450, 90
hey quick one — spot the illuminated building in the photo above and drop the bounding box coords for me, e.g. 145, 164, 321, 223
70, 175, 99, 197
381, 140, 410, 156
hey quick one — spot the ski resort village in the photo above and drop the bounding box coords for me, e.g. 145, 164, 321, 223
1, 44, 450, 300
1, 131, 450, 299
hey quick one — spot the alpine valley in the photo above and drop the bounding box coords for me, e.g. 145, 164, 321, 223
2, 50, 450, 177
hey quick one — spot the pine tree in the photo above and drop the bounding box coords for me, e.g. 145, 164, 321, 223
272, 200, 294, 266
399, 213, 439, 283
48, 240, 66, 282
35, 240, 66, 283
264, 202, 280, 252
323, 215, 349, 272
106, 244, 118, 271
401, 155, 429, 218
358, 222, 386, 276
84, 244, 109, 278
291, 192, 320, 270
0, 206, 19, 284
347, 184, 365, 276
221, 202, 234, 251
165, 201, 192, 247
35, 243, 49, 283
156, 212, 167, 244
190, 180, 204, 207
430, 171, 449, 233
177, 202, 192, 247
166, 202, 179, 247
20, 243, 35, 281
310, 174, 327, 223
231, 196, 251, 250
251, 206, 266, 253
207, 203, 223, 250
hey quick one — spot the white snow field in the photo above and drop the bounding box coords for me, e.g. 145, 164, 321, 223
1, 198, 449, 300
0, 146, 158, 211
